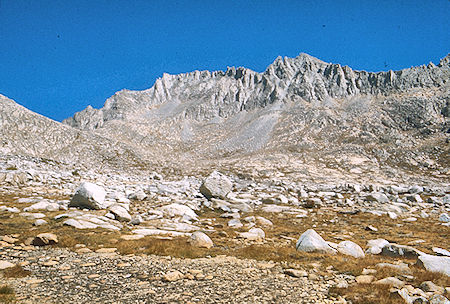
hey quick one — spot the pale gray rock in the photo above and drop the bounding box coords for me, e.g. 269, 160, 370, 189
228, 218, 243, 228
376, 262, 411, 274
381, 243, 424, 258
69, 182, 107, 210
408, 185, 424, 194
199, 171, 233, 199
406, 194, 423, 203
0, 260, 15, 270
428, 295, 450, 304
417, 254, 450, 276
238, 228, 265, 241
374, 277, 405, 288
109, 204, 131, 222
19, 212, 46, 219
128, 189, 147, 201
336, 241, 365, 258
163, 270, 184, 282
159, 203, 198, 219
366, 192, 389, 203
130, 215, 143, 225
190, 231, 213, 248
284, 269, 308, 278
296, 229, 336, 254
366, 239, 390, 255
420, 281, 445, 294
24, 200, 59, 212
255, 216, 273, 226
432, 247, 450, 257
32, 233, 58, 246
63, 218, 98, 229
33, 219, 48, 226
439, 213, 450, 223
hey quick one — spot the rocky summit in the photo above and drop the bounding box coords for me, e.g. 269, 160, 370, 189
0, 53, 449, 303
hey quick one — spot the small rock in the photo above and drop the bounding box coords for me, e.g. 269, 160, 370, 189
284, 269, 307, 278
255, 216, 273, 226
439, 213, 450, 223
190, 231, 213, 249
366, 192, 389, 203
32, 233, 58, 246
336, 241, 365, 258
420, 281, 444, 294
296, 229, 336, 254
0, 260, 15, 270
428, 295, 450, 304
374, 277, 405, 288
366, 239, 390, 255
163, 270, 184, 282
109, 204, 131, 222
33, 219, 47, 226
238, 228, 265, 241
417, 254, 450, 276
355, 275, 376, 284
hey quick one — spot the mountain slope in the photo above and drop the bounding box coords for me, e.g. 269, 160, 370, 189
0, 94, 145, 171
61, 53, 449, 176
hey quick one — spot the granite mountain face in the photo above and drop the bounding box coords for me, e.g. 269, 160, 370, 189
1, 53, 449, 178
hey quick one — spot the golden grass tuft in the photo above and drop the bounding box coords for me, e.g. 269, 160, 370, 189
0, 285, 15, 304
2, 265, 31, 278
329, 284, 404, 304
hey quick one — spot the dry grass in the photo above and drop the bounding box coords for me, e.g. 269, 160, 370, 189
329, 284, 404, 304
2, 265, 31, 278
0, 285, 15, 304
1, 190, 449, 304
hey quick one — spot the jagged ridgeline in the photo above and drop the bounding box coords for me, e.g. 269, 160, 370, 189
1, 53, 449, 174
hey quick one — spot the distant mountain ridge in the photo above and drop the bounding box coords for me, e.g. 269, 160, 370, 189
63, 53, 449, 130
1, 53, 449, 178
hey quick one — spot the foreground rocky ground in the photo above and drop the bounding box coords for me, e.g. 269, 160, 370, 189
0, 155, 449, 303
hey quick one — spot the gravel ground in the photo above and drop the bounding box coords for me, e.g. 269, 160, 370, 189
0, 246, 345, 304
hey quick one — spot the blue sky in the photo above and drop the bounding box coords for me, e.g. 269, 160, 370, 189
0, 0, 449, 121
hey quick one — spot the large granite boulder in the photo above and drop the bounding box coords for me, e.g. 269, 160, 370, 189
296, 229, 336, 254
69, 182, 107, 210
200, 171, 232, 200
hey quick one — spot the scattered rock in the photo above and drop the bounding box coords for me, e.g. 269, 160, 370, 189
366, 239, 390, 255
296, 229, 336, 254
33, 219, 48, 226
163, 270, 184, 282
69, 182, 107, 210
284, 269, 307, 278
366, 192, 389, 203
238, 228, 265, 241
420, 281, 445, 294
199, 171, 232, 199
355, 275, 376, 284
336, 241, 365, 258
190, 232, 213, 249
32, 233, 58, 246
109, 204, 131, 222
0, 260, 15, 270
417, 254, 450, 276
374, 277, 405, 288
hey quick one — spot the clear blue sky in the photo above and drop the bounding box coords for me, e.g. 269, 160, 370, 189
0, 0, 449, 121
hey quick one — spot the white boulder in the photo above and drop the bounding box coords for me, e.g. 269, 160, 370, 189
199, 171, 232, 199
190, 231, 213, 248
337, 241, 365, 258
296, 229, 336, 254
69, 182, 107, 210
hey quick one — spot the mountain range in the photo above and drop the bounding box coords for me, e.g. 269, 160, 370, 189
1, 53, 449, 180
